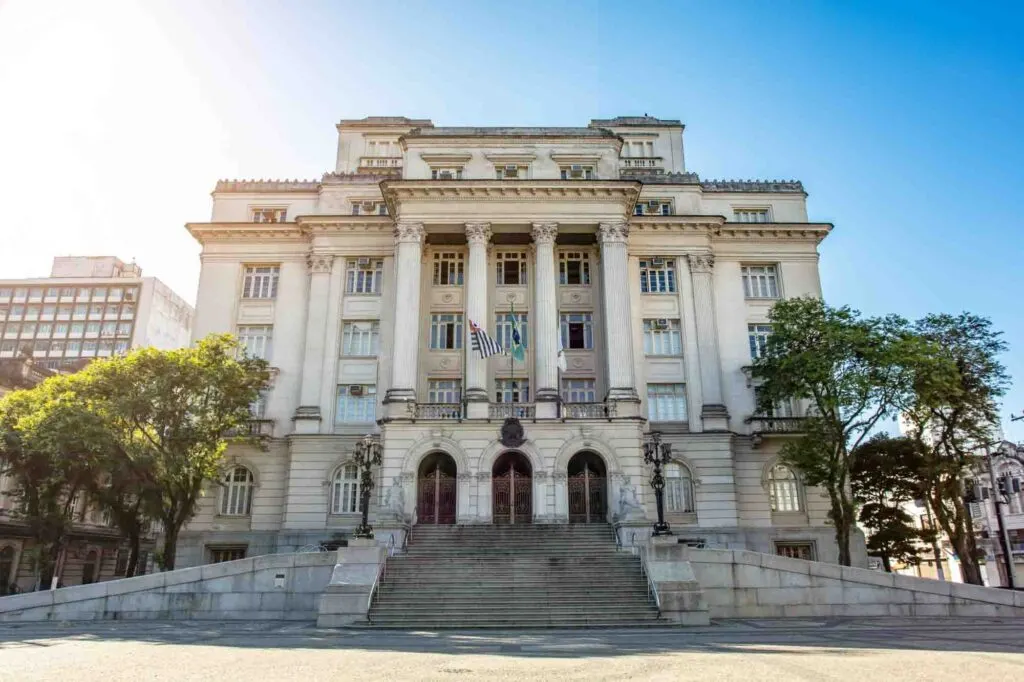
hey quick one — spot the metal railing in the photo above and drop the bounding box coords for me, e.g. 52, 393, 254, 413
367, 536, 396, 615
489, 403, 535, 419
636, 542, 661, 613
414, 403, 464, 420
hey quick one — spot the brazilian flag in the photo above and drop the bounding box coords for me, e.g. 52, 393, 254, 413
509, 315, 526, 362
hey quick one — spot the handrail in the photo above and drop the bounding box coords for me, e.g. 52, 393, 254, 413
636, 542, 662, 613
366, 543, 388, 616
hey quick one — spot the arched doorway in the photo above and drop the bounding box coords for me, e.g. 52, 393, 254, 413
568, 451, 607, 523
417, 452, 457, 525
492, 451, 532, 525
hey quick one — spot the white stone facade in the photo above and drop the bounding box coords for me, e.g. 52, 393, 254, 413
180, 115, 865, 568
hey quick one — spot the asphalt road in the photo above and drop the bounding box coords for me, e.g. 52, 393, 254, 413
1, 618, 1022, 681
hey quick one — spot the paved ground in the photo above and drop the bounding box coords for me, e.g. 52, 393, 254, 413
1, 618, 1022, 681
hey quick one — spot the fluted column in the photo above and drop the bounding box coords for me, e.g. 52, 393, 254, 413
598, 222, 640, 415
687, 253, 729, 431
531, 222, 559, 418
464, 222, 491, 418
293, 253, 334, 433
384, 222, 426, 415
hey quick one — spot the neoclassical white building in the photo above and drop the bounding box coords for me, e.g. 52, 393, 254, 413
179, 115, 864, 568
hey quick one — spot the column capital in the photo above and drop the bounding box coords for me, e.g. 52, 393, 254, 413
394, 221, 426, 244
687, 253, 715, 274
307, 253, 334, 274
597, 222, 629, 244
464, 222, 492, 246
531, 222, 558, 244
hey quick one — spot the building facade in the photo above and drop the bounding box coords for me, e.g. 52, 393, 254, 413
180, 115, 865, 568
969, 441, 1024, 587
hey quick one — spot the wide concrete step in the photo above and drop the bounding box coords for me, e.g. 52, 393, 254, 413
364, 616, 666, 628
374, 595, 652, 606
379, 583, 649, 593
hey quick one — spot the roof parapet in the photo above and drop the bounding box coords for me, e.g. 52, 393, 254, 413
214, 179, 320, 193
700, 179, 805, 193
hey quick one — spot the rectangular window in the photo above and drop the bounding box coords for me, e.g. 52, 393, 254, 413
124, 288, 137, 302
24, 306, 39, 321
634, 199, 673, 216
495, 164, 523, 179
28, 288, 43, 302
85, 322, 100, 334
335, 385, 377, 424
430, 167, 463, 180
251, 207, 287, 223
66, 340, 82, 355
495, 251, 527, 285
2, 324, 16, 339
346, 258, 383, 294
0, 306, 7, 320
427, 379, 462, 404
116, 322, 132, 336
82, 340, 98, 356
559, 252, 591, 285
0, 288, 10, 300
104, 305, 119, 319
748, 324, 772, 359
73, 304, 87, 320
120, 304, 134, 319
114, 339, 129, 354
495, 379, 530, 403
350, 200, 387, 216
494, 312, 528, 350
242, 265, 280, 299
100, 321, 116, 336
639, 258, 676, 294
429, 314, 464, 350
56, 305, 71, 320
98, 340, 114, 356
741, 265, 780, 299
643, 319, 682, 356
561, 378, 596, 403
108, 287, 123, 302
775, 542, 815, 561
49, 340, 65, 355
21, 323, 36, 337
237, 325, 273, 360
59, 287, 74, 299
92, 287, 107, 301
13, 288, 27, 301
560, 313, 594, 350
210, 547, 247, 563
432, 252, 465, 286
754, 387, 795, 418
37, 323, 53, 337
647, 383, 688, 422
559, 165, 595, 180
54, 323, 69, 336
41, 305, 55, 320
8, 305, 23, 320
733, 208, 771, 223
69, 323, 84, 337
341, 321, 380, 356
89, 304, 104, 319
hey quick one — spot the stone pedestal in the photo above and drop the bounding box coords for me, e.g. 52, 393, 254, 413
316, 538, 386, 628
645, 536, 710, 626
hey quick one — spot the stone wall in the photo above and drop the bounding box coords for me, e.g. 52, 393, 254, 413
0, 552, 335, 623
671, 546, 1024, 619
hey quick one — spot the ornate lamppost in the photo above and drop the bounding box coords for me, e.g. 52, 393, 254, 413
643, 431, 673, 537
352, 435, 383, 539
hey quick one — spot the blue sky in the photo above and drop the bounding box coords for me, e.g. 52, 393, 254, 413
0, 0, 1021, 437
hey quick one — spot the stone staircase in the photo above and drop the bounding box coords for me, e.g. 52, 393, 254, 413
366, 524, 666, 628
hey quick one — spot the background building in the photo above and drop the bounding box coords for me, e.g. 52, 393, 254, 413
969, 441, 1024, 587
180, 115, 864, 568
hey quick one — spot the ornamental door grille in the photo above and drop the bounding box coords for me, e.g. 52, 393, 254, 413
493, 462, 532, 525
418, 468, 456, 525
568, 466, 606, 523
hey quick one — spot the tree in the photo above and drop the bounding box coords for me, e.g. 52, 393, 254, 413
75, 334, 269, 570
903, 313, 1009, 585
851, 435, 936, 572
0, 377, 107, 589
752, 297, 933, 566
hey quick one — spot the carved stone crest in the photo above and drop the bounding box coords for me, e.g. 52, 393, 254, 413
499, 417, 526, 448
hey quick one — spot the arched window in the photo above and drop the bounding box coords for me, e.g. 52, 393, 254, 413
664, 461, 695, 513
219, 466, 254, 516
768, 464, 802, 513
331, 463, 360, 514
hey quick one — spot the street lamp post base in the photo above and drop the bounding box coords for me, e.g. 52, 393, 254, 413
353, 524, 375, 540
652, 521, 673, 537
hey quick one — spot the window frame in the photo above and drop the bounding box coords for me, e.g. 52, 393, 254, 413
647, 383, 688, 422
733, 207, 772, 223
330, 463, 361, 515
495, 251, 528, 286
218, 466, 255, 517
241, 265, 280, 300
427, 379, 462, 404
494, 312, 528, 350
741, 264, 781, 299
642, 318, 682, 356
495, 378, 530, 404
639, 258, 677, 294
250, 207, 288, 223
748, 323, 773, 360
558, 251, 592, 286
560, 312, 594, 350
346, 258, 384, 295
560, 378, 597, 403
334, 384, 377, 424
767, 464, 803, 513
429, 313, 464, 350
341, 321, 380, 357
665, 461, 695, 513
432, 252, 465, 286
236, 325, 273, 360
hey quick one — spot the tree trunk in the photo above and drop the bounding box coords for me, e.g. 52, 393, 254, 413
826, 487, 854, 566
929, 491, 984, 585
126, 530, 141, 578
160, 526, 179, 571
881, 555, 892, 573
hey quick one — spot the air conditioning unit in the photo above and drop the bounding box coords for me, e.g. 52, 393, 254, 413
348, 385, 363, 396
356, 257, 371, 267
438, 171, 453, 180
654, 318, 669, 329
504, 164, 518, 171
361, 202, 376, 212
648, 200, 662, 209
570, 164, 583, 171
650, 257, 665, 266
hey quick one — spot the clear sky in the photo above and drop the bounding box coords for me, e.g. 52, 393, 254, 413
0, 0, 1021, 438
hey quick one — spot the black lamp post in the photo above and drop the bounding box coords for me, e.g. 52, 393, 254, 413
643, 431, 673, 537
352, 435, 383, 539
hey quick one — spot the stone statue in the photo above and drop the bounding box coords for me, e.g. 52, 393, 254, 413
617, 476, 644, 519
384, 476, 405, 518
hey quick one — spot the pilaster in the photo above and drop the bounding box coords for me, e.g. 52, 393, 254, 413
531, 222, 559, 419
598, 222, 640, 417
464, 222, 492, 419
384, 222, 426, 417
687, 253, 729, 431
293, 253, 334, 433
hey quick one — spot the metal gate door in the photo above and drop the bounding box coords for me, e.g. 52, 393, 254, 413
418, 469, 457, 524
493, 467, 532, 524
568, 466, 606, 523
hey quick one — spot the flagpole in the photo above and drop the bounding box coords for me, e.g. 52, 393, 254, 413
509, 301, 514, 412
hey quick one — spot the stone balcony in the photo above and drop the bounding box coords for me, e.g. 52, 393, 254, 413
357, 157, 402, 176
746, 416, 807, 444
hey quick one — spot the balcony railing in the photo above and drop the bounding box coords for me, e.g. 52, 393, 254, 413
358, 157, 403, 176
561, 402, 612, 419
489, 403, 535, 419
415, 403, 464, 420
746, 416, 807, 434
621, 157, 664, 168
239, 419, 274, 437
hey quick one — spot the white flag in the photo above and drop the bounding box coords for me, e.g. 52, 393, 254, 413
557, 330, 568, 372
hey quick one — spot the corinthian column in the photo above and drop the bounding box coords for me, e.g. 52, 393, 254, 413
384, 222, 426, 415
598, 222, 640, 415
464, 222, 491, 418
687, 253, 729, 431
293, 253, 334, 433
531, 222, 559, 418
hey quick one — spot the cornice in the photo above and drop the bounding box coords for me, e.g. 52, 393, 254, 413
628, 217, 832, 244
186, 222, 305, 243
213, 179, 320, 193
418, 152, 473, 164
295, 216, 394, 235
401, 136, 623, 151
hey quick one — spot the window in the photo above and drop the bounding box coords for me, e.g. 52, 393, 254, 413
108, 288, 123, 302
432, 252, 464, 286
116, 322, 132, 336
92, 287, 107, 301
69, 323, 84, 337
342, 321, 380, 356
248, 391, 267, 419
495, 251, 527, 285
665, 462, 695, 513
734, 208, 771, 223
495, 379, 530, 403
242, 265, 280, 299
37, 323, 52, 337
41, 305, 55, 320
219, 466, 254, 516
72, 304, 86, 320
85, 322, 101, 335
754, 387, 795, 418
104, 305, 119, 319
430, 167, 463, 180
634, 199, 673, 216
100, 321, 116, 336
561, 378, 596, 403
428, 379, 462, 404
335, 385, 377, 424
59, 287, 74, 299
495, 164, 523, 179
236, 326, 272, 360
430, 314, 464, 350
560, 165, 595, 180
768, 464, 802, 512
21, 323, 36, 337
742, 265, 780, 299
8, 305, 23, 320
120, 304, 134, 319
643, 319, 682, 356
13, 288, 27, 301
494, 312, 528, 350
0, 288, 10, 300
1, 324, 15, 339
210, 547, 247, 563
66, 340, 81, 355
559, 251, 591, 285
639, 258, 676, 293
331, 463, 360, 514
50, 340, 65, 355
88, 304, 103, 319
560, 313, 593, 350
647, 384, 687, 422
775, 542, 814, 561
748, 324, 772, 359
114, 339, 129, 354
346, 258, 383, 294
24, 306, 39, 321
28, 288, 43, 302
124, 288, 137, 302
350, 200, 388, 216
56, 305, 71, 320
251, 207, 287, 223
